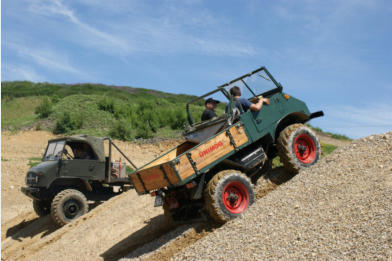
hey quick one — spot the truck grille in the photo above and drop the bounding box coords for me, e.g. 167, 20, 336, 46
26, 172, 39, 185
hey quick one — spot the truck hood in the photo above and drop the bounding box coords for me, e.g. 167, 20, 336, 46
29, 160, 58, 174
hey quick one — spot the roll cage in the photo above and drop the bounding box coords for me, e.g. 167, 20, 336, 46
186, 66, 282, 126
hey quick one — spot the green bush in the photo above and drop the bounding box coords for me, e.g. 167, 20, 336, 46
135, 124, 154, 139
170, 109, 187, 129
98, 97, 115, 113
53, 112, 83, 134
330, 133, 351, 141
109, 119, 134, 141
35, 97, 53, 118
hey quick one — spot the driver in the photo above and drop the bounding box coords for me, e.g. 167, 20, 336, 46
227, 86, 270, 113
74, 143, 95, 160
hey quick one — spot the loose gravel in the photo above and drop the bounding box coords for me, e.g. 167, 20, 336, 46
173, 132, 392, 260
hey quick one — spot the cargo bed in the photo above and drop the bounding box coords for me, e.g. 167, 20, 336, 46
130, 123, 249, 194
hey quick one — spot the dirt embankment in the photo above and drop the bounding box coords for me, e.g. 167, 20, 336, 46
1, 131, 180, 260
4, 130, 388, 261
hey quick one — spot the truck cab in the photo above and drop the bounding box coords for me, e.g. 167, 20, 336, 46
22, 135, 135, 226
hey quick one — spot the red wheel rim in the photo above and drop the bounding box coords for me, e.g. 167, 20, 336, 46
294, 133, 316, 164
222, 181, 249, 214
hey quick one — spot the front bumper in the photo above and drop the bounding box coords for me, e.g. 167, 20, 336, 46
21, 186, 43, 200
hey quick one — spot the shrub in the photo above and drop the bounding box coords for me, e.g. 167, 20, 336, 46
35, 97, 53, 118
109, 119, 134, 141
170, 109, 187, 129
53, 112, 83, 134
51, 95, 60, 104
98, 97, 115, 113
135, 124, 154, 139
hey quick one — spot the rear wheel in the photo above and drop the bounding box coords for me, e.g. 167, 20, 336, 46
51, 189, 88, 226
277, 123, 321, 173
204, 170, 254, 223
33, 199, 51, 217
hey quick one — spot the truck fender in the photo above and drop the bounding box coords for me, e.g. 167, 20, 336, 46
47, 177, 92, 192
274, 112, 309, 141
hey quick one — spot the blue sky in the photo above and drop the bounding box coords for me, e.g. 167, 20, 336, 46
2, 0, 392, 138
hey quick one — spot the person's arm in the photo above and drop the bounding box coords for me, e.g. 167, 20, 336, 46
249, 96, 270, 112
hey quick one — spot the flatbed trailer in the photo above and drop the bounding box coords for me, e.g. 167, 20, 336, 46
130, 122, 249, 194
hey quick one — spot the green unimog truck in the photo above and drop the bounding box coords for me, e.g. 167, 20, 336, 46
129, 66, 324, 223
21, 135, 135, 226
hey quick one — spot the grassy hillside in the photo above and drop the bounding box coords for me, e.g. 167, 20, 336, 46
2, 81, 351, 144
1, 81, 225, 139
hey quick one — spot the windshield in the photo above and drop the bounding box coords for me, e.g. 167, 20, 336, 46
223, 69, 278, 100
43, 140, 65, 161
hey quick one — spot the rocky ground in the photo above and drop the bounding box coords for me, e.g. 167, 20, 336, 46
170, 133, 392, 260
2, 130, 391, 260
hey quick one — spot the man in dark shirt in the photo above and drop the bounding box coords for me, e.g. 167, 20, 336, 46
228, 86, 269, 113
201, 98, 220, 121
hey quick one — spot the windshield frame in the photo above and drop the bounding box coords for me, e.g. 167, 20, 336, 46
43, 140, 66, 161
186, 67, 281, 126
217, 66, 280, 96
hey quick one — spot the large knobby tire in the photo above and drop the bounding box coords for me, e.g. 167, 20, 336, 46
33, 199, 51, 217
277, 123, 321, 174
50, 189, 88, 226
204, 170, 254, 223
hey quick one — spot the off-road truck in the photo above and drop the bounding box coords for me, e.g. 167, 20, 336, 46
129, 66, 324, 223
21, 135, 135, 226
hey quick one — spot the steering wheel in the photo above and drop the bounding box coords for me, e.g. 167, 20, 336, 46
63, 148, 73, 160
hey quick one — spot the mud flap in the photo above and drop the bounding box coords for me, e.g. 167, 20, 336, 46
154, 195, 163, 207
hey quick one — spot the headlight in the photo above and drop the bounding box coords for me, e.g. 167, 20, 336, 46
26, 172, 40, 185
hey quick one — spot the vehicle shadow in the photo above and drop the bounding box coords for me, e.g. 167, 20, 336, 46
255, 166, 297, 199
5, 215, 57, 242
100, 215, 219, 261
4, 201, 103, 242
100, 214, 176, 261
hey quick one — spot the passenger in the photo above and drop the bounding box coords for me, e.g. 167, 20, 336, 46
228, 86, 270, 113
201, 98, 220, 121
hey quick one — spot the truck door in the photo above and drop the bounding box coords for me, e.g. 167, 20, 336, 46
59, 159, 105, 179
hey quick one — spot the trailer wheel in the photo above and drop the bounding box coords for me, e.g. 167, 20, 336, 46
204, 170, 254, 223
33, 199, 51, 217
51, 189, 88, 226
277, 123, 321, 173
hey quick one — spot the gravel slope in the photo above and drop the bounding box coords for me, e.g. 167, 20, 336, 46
173, 132, 392, 260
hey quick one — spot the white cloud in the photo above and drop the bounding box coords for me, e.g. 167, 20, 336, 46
320, 103, 392, 138
27, 0, 259, 57
6, 41, 87, 77
3, 65, 44, 82
29, 0, 132, 55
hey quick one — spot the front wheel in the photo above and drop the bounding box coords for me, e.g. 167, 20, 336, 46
50, 189, 88, 226
277, 123, 321, 173
204, 170, 254, 223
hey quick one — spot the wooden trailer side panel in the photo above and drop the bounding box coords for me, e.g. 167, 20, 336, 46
131, 124, 249, 193
131, 162, 180, 193
177, 124, 249, 180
